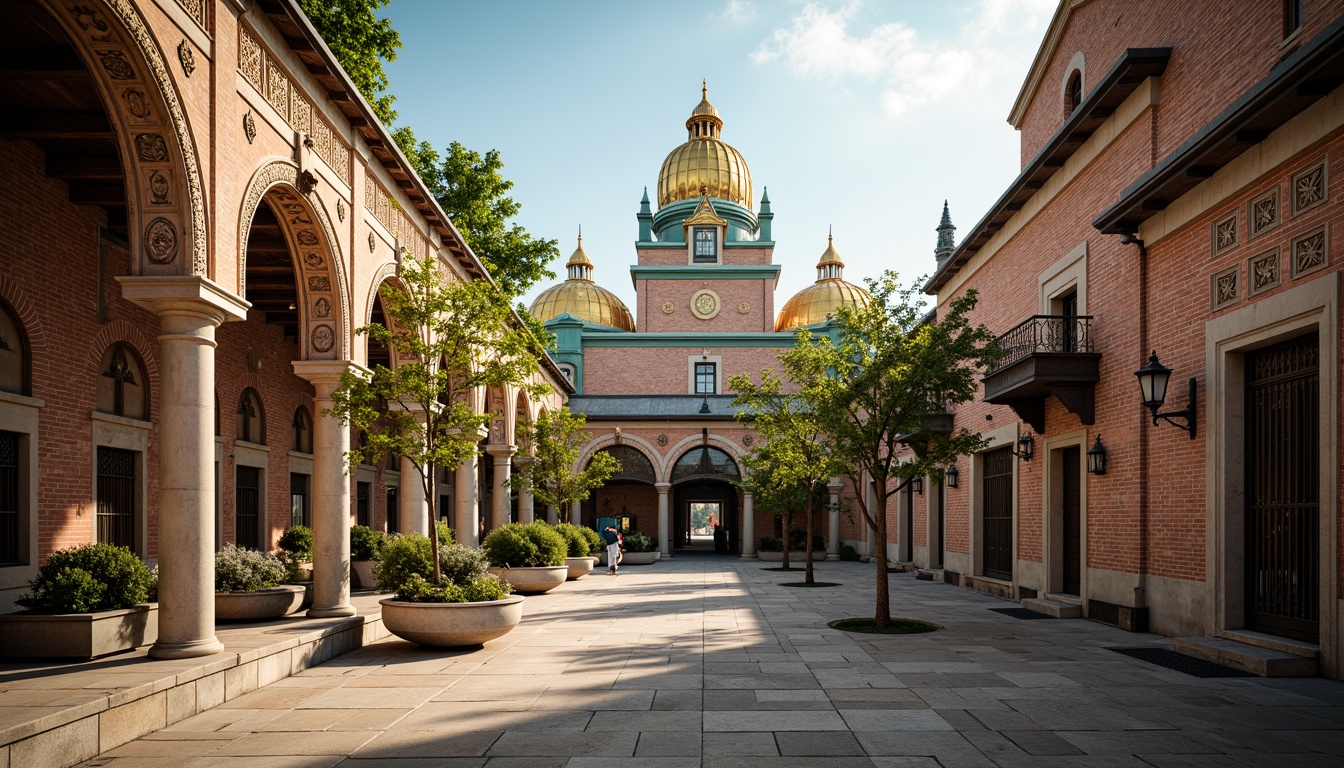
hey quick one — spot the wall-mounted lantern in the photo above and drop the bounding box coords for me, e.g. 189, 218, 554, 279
1134, 350, 1196, 438
1009, 432, 1035, 461
1087, 434, 1107, 475
945, 464, 959, 488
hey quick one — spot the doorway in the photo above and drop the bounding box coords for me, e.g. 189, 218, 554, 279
1245, 333, 1319, 642
982, 447, 1013, 580
1061, 446, 1082, 595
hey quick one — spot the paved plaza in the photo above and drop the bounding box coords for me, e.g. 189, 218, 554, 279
82, 557, 1344, 767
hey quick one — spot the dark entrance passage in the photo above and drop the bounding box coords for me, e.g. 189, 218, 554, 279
933, 480, 945, 569
671, 445, 740, 554
982, 447, 1013, 580
1062, 446, 1082, 595
1245, 333, 1319, 642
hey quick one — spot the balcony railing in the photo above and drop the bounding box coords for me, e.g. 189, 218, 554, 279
987, 315, 1093, 376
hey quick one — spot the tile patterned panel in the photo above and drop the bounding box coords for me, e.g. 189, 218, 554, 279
1247, 247, 1281, 296
1211, 265, 1239, 311
1290, 157, 1327, 217
1211, 211, 1238, 258
1290, 224, 1328, 279
1248, 186, 1279, 239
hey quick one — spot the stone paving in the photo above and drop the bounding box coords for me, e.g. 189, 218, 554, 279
81, 557, 1344, 767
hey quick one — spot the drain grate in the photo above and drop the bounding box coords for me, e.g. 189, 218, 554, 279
1108, 646, 1253, 678
989, 607, 1054, 620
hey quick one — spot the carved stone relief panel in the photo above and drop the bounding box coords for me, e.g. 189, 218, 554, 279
1211, 265, 1239, 311
1247, 247, 1280, 296
1211, 211, 1238, 259
1290, 224, 1328, 279
1248, 186, 1279, 240
1290, 157, 1327, 217
176, 39, 194, 77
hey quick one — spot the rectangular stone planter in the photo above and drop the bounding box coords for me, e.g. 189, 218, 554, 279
757, 551, 826, 562
0, 603, 158, 659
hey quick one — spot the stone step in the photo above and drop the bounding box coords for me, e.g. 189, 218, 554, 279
1173, 636, 1318, 677
1021, 598, 1082, 618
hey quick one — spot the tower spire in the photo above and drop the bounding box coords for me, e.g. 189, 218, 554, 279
935, 200, 956, 265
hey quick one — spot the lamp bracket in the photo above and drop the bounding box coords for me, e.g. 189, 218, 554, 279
1149, 377, 1197, 439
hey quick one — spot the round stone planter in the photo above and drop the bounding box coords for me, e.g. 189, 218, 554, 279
379, 596, 524, 648
487, 565, 569, 594
619, 551, 660, 565
351, 560, 377, 591
214, 585, 306, 621
565, 557, 596, 580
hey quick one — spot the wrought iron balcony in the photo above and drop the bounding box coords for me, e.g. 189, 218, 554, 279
982, 315, 1100, 433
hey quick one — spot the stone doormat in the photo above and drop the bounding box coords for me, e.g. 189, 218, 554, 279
989, 606, 1055, 620
1108, 646, 1254, 678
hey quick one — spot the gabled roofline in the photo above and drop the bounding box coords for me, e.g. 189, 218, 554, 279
1007, 0, 1092, 129
925, 47, 1170, 294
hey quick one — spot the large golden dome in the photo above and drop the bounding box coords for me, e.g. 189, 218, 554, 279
775, 235, 873, 331
657, 82, 753, 209
529, 234, 635, 332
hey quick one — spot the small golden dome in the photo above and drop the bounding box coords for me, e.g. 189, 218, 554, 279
775, 234, 873, 331
529, 233, 635, 332
657, 83, 753, 209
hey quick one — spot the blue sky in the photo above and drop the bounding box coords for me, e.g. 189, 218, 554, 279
383, 0, 1058, 311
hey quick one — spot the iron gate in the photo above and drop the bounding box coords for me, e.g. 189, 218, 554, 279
97, 447, 135, 549
1245, 334, 1319, 642
235, 465, 260, 548
982, 447, 1014, 580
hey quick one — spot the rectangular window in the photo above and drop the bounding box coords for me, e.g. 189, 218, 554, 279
235, 465, 260, 549
0, 431, 19, 566
356, 481, 370, 527
694, 362, 717, 394
693, 227, 718, 263
386, 487, 399, 534
97, 447, 136, 550
290, 472, 309, 528
1284, 0, 1303, 37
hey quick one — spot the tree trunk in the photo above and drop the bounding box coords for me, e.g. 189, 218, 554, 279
426, 462, 441, 586
804, 491, 815, 584
873, 488, 891, 627
781, 511, 791, 571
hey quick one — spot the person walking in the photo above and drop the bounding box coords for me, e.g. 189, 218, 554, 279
601, 525, 621, 575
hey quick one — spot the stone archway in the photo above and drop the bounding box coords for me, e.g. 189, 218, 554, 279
238, 161, 350, 360
39, 0, 207, 276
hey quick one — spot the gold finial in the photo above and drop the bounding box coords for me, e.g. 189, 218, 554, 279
578, 224, 582, 244
702, 78, 707, 100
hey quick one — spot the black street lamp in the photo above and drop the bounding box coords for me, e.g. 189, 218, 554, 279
911, 476, 923, 495
1087, 434, 1107, 475
945, 464, 959, 488
1010, 432, 1035, 461
1134, 350, 1196, 438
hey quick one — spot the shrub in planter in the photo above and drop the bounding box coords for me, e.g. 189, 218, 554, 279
18, 543, 153, 613
579, 525, 603, 554
623, 531, 657, 553
215, 545, 288, 592
278, 525, 314, 580
350, 525, 386, 561
436, 520, 455, 545
838, 543, 860, 561
554, 523, 592, 558
788, 529, 826, 552
758, 536, 783, 553
481, 522, 566, 567
395, 572, 512, 603
374, 533, 434, 593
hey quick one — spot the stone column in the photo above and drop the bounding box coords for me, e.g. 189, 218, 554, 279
514, 456, 535, 524
485, 445, 515, 531
293, 360, 363, 618
570, 501, 581, 526
120, 277, 247, 659
828, 478, 844, 556
740, 490, 755, 558
547, 504, 558, 525
455, 455, 479, 548
656, 482, 671, 557
399, 455, 429, 535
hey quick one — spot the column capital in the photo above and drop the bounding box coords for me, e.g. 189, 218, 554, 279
485, 444, 516, 458
827, 478, 845, 490
293, 360, 369, 395
655, 482, 672, 492
117, 275, 249, 324
513, 455, 536, 467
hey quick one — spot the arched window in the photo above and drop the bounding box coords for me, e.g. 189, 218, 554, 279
671, 445, 740, 484
292, 406, 312, 453
595, 445, 656, 484
0, 299, 29, 396
236, 388, 265, 444
96, 343, 147, 420
1067, 70, 1083, 113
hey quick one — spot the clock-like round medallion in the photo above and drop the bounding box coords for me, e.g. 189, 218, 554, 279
691, 289, 720, 319
662, 301, 675, 314
737, 301, 750, 314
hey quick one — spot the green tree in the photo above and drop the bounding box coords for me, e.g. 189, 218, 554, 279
737, 443, 830, 573
327, 254, 549, 585
730, 365, 846, 583
297, 0, 400, 125
790, 272, 999, 627
509, 407, 618, 522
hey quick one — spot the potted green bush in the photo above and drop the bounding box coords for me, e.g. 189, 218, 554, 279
554, 522, 596, 580
375, 533, 523, 647
788, 529, 827, 561
214, 544, 304, 620
349, 524, 386, 590
618, 531, 660, 565
481, 521, 569, 593
0, 543, 157, 658
278, 524, 314, 581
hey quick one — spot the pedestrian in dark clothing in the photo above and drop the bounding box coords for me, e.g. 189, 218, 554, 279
601, 526, 621, 575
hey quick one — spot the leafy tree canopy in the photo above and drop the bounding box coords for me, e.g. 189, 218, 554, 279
297, 0, 400, 125
510, 407, 618, 513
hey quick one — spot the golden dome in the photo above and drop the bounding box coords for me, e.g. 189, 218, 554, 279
657, 82, 753, 209
529, 234, 635, 332
775, 234, 873, 331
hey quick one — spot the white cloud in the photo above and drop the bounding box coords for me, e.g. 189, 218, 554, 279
719, 0, 758, 24
751, 0, 1056, 116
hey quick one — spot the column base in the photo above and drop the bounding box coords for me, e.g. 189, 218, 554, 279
148, 637, 226, 659
740, 553, 756, 559
307, 605, 357, 618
